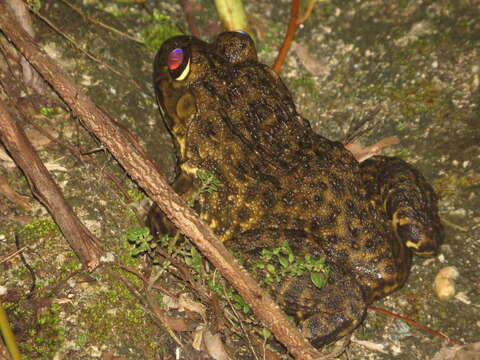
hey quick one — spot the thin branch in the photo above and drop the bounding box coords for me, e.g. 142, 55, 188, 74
26, 3, 144, 92
0, 244, 29, 265
0, 99, 102, 270
22, 115, 144, 221
0, 72, 143, 221
59, 0, 144, 44
272, 0, 300, 73
296, 0, 321, 25
368, 306, 462, 346
178, 0, 200, 37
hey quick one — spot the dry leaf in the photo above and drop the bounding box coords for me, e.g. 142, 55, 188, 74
162, 294, 179, 309
345, 136, 400, 162
351, 336, 388, 354
430, 342, 480, 360
204, 331, 230, 360
42, 162, 67, 172
192, 326, 204, 351
164, 315, 195, 332
178, 293, 206, 320
0, 173, 32, 210
52, 298, 73, 305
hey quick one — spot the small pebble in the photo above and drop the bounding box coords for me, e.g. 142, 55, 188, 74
434, 266, 459, 300
100, 252, 115, 263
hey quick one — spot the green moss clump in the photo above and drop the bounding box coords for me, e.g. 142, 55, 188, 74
5, 302, 65, 359
77, 279, 159, 356
141, 12, 181, 52
19, 218, 59, 240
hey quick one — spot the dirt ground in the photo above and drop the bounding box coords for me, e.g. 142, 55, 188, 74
0, 0, 479, 359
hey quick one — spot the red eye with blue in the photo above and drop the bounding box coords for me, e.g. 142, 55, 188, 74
167, 48, 191, 81
168, 48, 183, 70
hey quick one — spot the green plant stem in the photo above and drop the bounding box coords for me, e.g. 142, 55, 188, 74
214, 0, 249, 32
0, 302, 22, 360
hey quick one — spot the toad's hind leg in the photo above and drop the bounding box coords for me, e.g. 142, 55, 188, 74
277, 267, 367, 347
233, 229, 367, 347
360, 155, 444, 255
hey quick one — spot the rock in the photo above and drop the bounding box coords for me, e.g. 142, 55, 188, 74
434, 266, 459, 301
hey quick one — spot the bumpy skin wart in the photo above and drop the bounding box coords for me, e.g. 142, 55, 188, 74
148, 31, 444, 346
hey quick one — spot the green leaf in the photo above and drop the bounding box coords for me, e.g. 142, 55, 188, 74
310, 272, 326, 289
288, 253, 295, 263
40, 107, 55, 116
279, 256, 289, 268
262, 328, 272, 339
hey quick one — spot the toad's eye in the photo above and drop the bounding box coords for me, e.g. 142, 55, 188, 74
167, 48, 190, 81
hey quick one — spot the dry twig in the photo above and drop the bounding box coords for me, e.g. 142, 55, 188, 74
272, 0, 300, 73
0, 99, 102, 270
26, 3, 144, 92
59, 0, 144, 44
179, 0, 200, 37
368, 306, 461, 346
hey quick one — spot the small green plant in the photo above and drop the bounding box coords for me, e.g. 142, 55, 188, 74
184, 246, 203, 274
19, 218, 59, 240
25, 0, 41, 12
141, 12, 181, 52
230, 292, 251, 314
253, 240, 330, 289
197, 171, 220, 193
262, 328, 272, 340
127, 188, 146, 202
126, 227, 156, 256
187, 171, 220, 206
208, 277, 251, 314
39, 106, 55, 117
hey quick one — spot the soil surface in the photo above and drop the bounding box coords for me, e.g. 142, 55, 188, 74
0, 0, 479, 359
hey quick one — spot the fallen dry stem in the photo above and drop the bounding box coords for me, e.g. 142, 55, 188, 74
0, 99, 102, 270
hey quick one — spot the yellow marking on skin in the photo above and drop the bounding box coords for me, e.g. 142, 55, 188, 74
221, 229, 232, 241
397, 216, 411, 225
176, 136, 187, 160
209, 218, 218, 229
180, 162, 198, 176
382, 198, 389, 213
175, 57, 191, 81
406, 240, 420, 249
